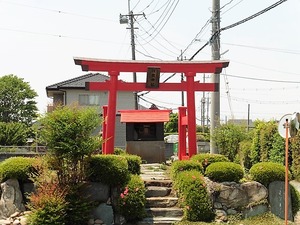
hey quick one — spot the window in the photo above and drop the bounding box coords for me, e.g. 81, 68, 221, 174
79, 94, 101, 106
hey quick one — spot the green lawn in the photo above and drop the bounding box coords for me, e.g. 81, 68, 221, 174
175, 212, 296, 225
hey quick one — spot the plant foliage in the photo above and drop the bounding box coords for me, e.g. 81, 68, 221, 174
249, 162, 290, 187
117, 174, 146, 222
190, 153, 229, 172
39, 104, 101, 185
0, 122, 29, 146
85, 154, 130, 187
0, 156, 37, 182
0, 74, 38, 126
205, 162, 244, 183
170, 160, 203, 180
211, 123, 247, 161
173, 170, 214, 222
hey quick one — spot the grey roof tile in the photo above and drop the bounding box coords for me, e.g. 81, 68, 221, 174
46, 73, 109, 90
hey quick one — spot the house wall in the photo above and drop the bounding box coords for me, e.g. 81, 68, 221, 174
63, 90, 135, 149
65, 90, 135, 112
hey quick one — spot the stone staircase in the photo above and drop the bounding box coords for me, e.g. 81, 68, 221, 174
137, 163, 183, 225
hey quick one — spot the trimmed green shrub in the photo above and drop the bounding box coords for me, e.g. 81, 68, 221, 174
0, 156, 37, 182
291, 133, 300, 181
249, 162, 291, 187
85, 154, 130, 187
118, 174, 146, 222
290, 184, 300, 217
190, 153, 230, 172
114, 147, 126, 155
173, 170, 214, 222
205, 162, 244, 183
170, 160, 203, 180
123, 154, 142, 175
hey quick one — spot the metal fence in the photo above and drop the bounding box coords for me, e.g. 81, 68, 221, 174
0, 146, 47, 154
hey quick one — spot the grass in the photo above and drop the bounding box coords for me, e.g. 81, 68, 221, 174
175, 212, 297, 225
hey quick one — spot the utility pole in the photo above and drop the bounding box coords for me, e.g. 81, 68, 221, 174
120, 1, 143, 110
201, 74, 206, 132
180, 50, 185, 106
210, 0, 221, 154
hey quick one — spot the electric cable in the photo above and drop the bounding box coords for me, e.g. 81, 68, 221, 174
222, 73, 300, 84
190, 0, 288, 60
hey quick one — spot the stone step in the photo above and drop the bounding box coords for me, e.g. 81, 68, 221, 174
141, 163, 165, 169
146, 197, 178, 208
146, 207, 184, 218
146, 186, 172, 198
135, 217, 183, 225
144, 179, 173, 187
141, 168, 166, 174
140, 174, 170, 181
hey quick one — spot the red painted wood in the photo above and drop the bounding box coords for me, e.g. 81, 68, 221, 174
86, 81, 219, 92
102, 105, 108, 154
74, 57, 229, 73
186, 72, 197, 157
105, 71, 118, 154
119, 110, 171, 122
178, 107, 187, 161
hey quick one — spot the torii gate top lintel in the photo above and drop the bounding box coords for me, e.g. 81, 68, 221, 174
74, 57, 229, 74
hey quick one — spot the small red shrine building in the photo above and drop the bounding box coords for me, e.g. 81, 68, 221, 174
119, 109, 171, 163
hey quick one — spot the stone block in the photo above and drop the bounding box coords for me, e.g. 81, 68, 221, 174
243, 203, 269, 218
91, 203, 113, 225
82, 182, 109, 202
269, 181, 293, 221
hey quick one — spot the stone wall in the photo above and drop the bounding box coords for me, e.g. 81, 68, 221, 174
0, 178, 296, 224
205, 178, 269, 222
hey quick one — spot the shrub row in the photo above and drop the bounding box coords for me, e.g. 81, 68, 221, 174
173, 170, 214, 222
0, 154, 142, 185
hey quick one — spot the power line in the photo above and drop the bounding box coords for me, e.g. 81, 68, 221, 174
222, 73, 300, 84
190, 0, 288, 60
221, 0, 245, 15
0, 27, 125, 44
140, 0, 180, 44
223, 42, 300, 55
1, 0, 116, 22
223, 86, 300, 92
221, 95, 300, 105
137, 16, 180, 52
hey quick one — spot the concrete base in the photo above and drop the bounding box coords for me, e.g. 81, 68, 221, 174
126, 141, 165, 163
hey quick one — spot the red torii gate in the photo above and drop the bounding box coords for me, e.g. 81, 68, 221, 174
74, 57, 229, 159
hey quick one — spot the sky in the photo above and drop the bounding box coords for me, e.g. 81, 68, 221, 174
0, 0, 299, 124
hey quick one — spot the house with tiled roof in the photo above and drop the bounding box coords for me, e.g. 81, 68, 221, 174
46, 73, 135, 148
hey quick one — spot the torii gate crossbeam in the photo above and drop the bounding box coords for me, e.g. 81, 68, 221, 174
74, 57, 229, 158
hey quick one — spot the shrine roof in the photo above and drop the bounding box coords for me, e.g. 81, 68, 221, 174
119, 110, 171, 123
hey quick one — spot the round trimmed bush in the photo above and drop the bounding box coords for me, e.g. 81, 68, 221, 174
85, 154, 130, 186
205, 162, 244, 183
170, 160, 203, 180
249, 162, 291, 187
190, 153, 229, 172
0, 156, 38, 182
